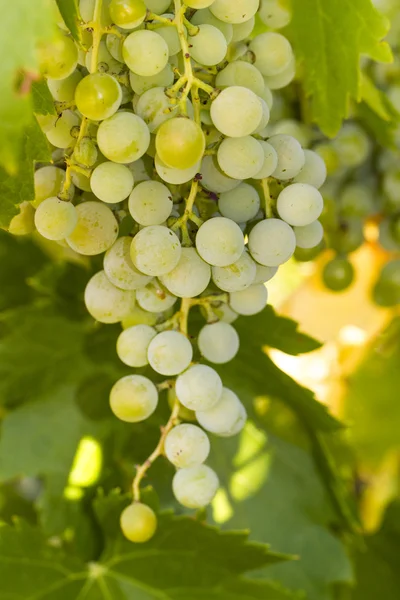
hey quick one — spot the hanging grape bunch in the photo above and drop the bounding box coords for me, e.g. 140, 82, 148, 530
9, 0, 326, 543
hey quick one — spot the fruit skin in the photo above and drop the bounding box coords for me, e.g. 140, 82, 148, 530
120, 503, 157, 543
322, 257, 355, 292
156, 118, 206, 170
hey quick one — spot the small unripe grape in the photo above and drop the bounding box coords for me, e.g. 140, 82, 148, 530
74, 138, 98, 167
109, 0, 147, 29
164, 424, 210, 468
156, 118, 205, 170
322, 258, 355, 292
120, 503, 157, 543
110, 374, 158, 422
39, 35, 78, 80
75, 73, 122, 121
34, 197, 78, 241
172, 464, 219, 508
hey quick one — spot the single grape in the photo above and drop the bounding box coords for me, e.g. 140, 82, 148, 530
155, 154, 201, 185
333, 124, 371, 168
117, 325, 157, 367
259, 0, 291, 29
340, 183, 375, 218
248, 219, 296, 267
66, 201, 119, 255
71, 168, 91, 192
39, 34, 78, 80
218, 183, 260, 223
198, 322, 239, 364
33, 166, 68, 208
148, 330, 193, 376
212, 251, 256, 292
107, 33, 125, 62
123, 30, 169, 76
135, 87, 184, 133
210, 0, 259, 23
271, 119, 311, 147
330, 219, 364, 254
85, 39, 122, 74
253, 141, 279, 179
109, 0, 147, 29
80, 0, 112, 24
249, 32, 293, 76
97, 111, 150, 163
188, 24, 228, 66
122, 304, 160, 328
45, 110, 81, 149
85, 270, 135, 323
144, 0, 171, 12
293, 149, 327, 189
196, 387, 246, 436
110, 374, 158, 422
215, 61, 264, 96
196, 217, 244, 267
91, 162, 134, 203
314, 143, 340, 176
210, 86, 263, 137
172, 464, 219, 508
34, 197, 78, 241
136, 281, 178, 312
130, 225, 181, 276
175, 364, 222, 410
47, 70, 82, 102
217, 136, 265, 180
104, 237, 153, 290
199, 156, 241, 193
211, 303, 239, 324
74, 137, 98, 167
323, 258, 355, 292
8, 202, 35, 236
129, 63, 174, 95
128, 180, 173, 225
75, 73, 122, 121
120, 502, 157, 543
373, 260, 400, 306
156, 14, 182, 56
254, 98, 271, 134
186, 0, 216, 7
231, 16, 255, 41
165, 424, 210, 468
159, 247, 211, 298
263, 55, 296, 90
229, 284, 268, 315
268, 134, 305, 181
294, 220, 324, 249
156, 117, 205, 170
277, 183, 324, 227
253, 264, 278, 285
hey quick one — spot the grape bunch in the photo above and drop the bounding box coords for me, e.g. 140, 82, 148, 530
8, 0, 325, 543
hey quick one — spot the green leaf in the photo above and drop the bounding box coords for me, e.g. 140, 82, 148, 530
0, 0, 54, 172
360, 72, 392, 121
32, 79, 57, 115
0, 513, 299, 599
0, 117, 51, 227
56, 0, 82, 43
289, 0, 392, 136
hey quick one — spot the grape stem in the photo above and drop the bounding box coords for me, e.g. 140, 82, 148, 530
170, 180, 200, 245
262, 178, 274, 218
59, 117, 90, 201
90, 0, 104, 74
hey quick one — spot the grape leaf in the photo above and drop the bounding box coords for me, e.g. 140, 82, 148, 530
0, 514, 299, 599
289, 0, 392, 136
32, 79, 57, 115
56, 0, 82, 43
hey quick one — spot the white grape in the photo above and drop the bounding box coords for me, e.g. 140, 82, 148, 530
186, 0, 216, 8
294, 220, 324, 249
218, 183, 260, 223
268, 134, 305, 181
97, 112, 150, 163
91, 162, 134, 203
191, 8, 233, 43
212, 251, 256, 292
155, 154, 201, 185
129, 63, 174, 95
34, 197, 77, 241
136, 281, 178, 312
215, 61, 264, 96
211, 302, 239, 324
176, 364, 222, 411
172, 464, 219, 508
196, 217, 244, 267
253, 141, 279, 179
129, 158, 151, 183
135, 87, 182, 133
249, 32, 293, 76
293, 149, 327, 189
123, 30, 169, 76
231, 17, 255, 42
84, 271, 135, 323
277, 183, 324, 226
45, 110, 80, 148
259, 0, 291, 29
117, 325, 157, 367
229, 284, 268, 316
130, 226, 181, 276
271, 118, 311, 147
110, 375, 158, 422
248, 218, 296, 266
66, 201, 119, 255
263, 55, 296, 90
196, 388, 246, 436
47, 70, 82, 102
104, 237, 153, 290
164, 424, 210, 468
199, 156, 241, 193
210, 0, 259, 23
210, 86, 263, 137
198, 322, 239, 364
148, 330, 193, 376
144, 0, 171, 13
159, 247, 211, 298
253, 98, 271, 134
217, 136, 265, 180
253, 264, 278, 285
188, 24, 227, 66
128, 180, 173, 225
33, 166, 70, 208
156, 13, 182, 56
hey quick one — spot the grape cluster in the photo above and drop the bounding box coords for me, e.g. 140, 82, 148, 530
9, 0, 326, 543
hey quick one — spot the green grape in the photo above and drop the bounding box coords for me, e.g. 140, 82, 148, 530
294, 220, 324, 249
191, 8, 233, 43
382, 167, 400, 207
45, 110, 81, 149
66, 201, 119, 255
249, 32, 293, 77
198, 322, 240, 364
104, 237, 153, 290
293, 149, 327, 189
123, 30, 169, 76
135, 87, 190, 133
210, 0, 259, 23
155, 154, 201, 184
248, 219, 296, 267
373, 260, 400, 306
91, 161, 134, 203
110, 375, 158, 421
85, 39, 122, 74
322, 257, 355, 292
47, 70, 82, 102
109, 0, 147, 29
85, 270, 135, 323
148, 330, 193, 376
315, 143, 340, 176
259, 0, 291, 29
294, 243, 324, 262
106, 33, 125, 62
130, 225, 181, 276
39, 34, 78, 80
129, 63, 174, 95
218, 183, 260, 223
268, 134, 305, 181
128, 180, 172, 225
333, 124, 371, 168
97, 111, 150, 163
210, 86, 263, 137
253, 264, 278, 284
80, 0, 112, 25
186, 0, 216, 7
176, 364, 223, 410
34, 197, 78, 241
156, 117, 205, 170
340, 183, 375, 218
188, 24, 228, 66
215, 62, 265, 96
136, 281, 178, 312
229, 284, 268, 315
156, 14, 182, 56
122, 304, 160, 328
74, 138, 98, 168
159, 247, 211, 298
144, 0, 171, 13
253, 141, 278, 179
75, 73, 122, 121
165, 424, 210, 469
120, 503, 157, 543
172, 464, 219, 509
277, 183, 324, 227
196, 387, 246, 436
272, 119, 311, 148
117, 324, 157, 367
196, 217, 244, 267
212, 251, 256, 292
330, 219, 364, 254
253, 98, 271, 134
231, 16, 255, 41
217, 136, 265, 180
71, 168, 92, 192
8, 202, 35, 236
263, 55, 296, 90
199, 155, 241, 193
33, 166, 68, 208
